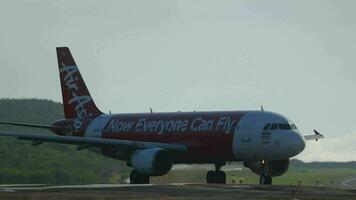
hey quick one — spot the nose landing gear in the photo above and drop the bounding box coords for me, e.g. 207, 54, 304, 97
259, 173, 272, 185
206, 162, 226, 184
259, 161, 272, 185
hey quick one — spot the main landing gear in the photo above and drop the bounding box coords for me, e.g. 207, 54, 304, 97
130, 171, 150, 184
206, 162, 226, 184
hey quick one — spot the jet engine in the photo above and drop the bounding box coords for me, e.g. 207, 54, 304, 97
243, 159, 289, 177
130, 148, 173, 176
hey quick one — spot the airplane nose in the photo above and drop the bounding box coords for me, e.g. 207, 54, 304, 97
274, 131, 306, 158
295, 132, 306, 153
287, 132, 305, 156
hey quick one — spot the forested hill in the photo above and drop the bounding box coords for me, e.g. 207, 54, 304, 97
290, 159, 356, 169
0, 99, 129, 184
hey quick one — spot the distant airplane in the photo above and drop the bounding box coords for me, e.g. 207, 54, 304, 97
0, 47, 323, 184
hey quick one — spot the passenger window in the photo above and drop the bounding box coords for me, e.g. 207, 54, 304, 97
270, 123, 278, 130
279, 124, 291, 130
263, 124, 270, 130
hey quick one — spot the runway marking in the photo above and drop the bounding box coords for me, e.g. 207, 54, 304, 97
342, 177, 356, 186
0, 184, 158, 191
0, 184, 46, 187
0, 183, 253, 192
229, 185, 251, 188
0, 188, 15, 193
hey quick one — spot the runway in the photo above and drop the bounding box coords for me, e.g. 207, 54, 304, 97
0, 184, 355, 200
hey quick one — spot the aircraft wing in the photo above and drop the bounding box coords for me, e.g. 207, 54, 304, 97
303, 129, 324, 141
0, 131, 188, 152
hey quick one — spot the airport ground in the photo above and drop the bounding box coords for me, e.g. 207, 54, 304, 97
149, 167, 356, 187
0, 167, 355, 200
0, 183, 355, 200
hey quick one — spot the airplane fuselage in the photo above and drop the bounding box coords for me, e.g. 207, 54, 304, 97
52, 110, 306, 164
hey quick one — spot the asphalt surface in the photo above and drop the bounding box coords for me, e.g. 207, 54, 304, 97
0, 184, 355, 200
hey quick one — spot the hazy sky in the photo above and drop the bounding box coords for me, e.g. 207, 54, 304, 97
1, 0, 356, 161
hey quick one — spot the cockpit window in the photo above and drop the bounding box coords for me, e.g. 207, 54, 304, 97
270, 123, 278, 130
263, 123, 296, 131
279, 123, 291, 130
290, 124, 298, 129
263, 123, 270, 130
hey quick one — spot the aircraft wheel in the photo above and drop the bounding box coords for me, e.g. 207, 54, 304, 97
266, 175, 272, 184
206, 170, 226, 184
130, 171, 150, 184
216, 170, 226, 184
259, 174, 272, 185
206, 170, 215, 183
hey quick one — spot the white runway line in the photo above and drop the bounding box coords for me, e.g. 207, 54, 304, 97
0, 183, 196, 192
0, 184, 46, 187
229, 185, 251, 188
342, 177, 356, 186
0, 184, 158, 191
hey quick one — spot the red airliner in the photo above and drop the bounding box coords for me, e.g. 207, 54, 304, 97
0, 47, 323, 184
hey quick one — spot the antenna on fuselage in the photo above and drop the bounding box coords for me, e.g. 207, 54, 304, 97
150, 108, 153, 114
261, 105, 264, 111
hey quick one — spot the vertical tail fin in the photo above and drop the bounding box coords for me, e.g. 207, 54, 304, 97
56, 47, 102, 119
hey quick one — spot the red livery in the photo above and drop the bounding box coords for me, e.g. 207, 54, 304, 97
0, 47, 323, 185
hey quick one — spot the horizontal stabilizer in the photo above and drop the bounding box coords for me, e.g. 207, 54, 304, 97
304, 129, 324, 141
0, 131, 188, 152
0, 121, 70, 132
0, 121, 57, 129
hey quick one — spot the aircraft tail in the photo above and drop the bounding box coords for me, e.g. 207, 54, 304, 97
56, 47, 103, 119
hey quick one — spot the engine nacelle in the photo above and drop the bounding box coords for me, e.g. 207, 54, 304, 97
130, 148, 173, 176
243, 159, 289, 177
